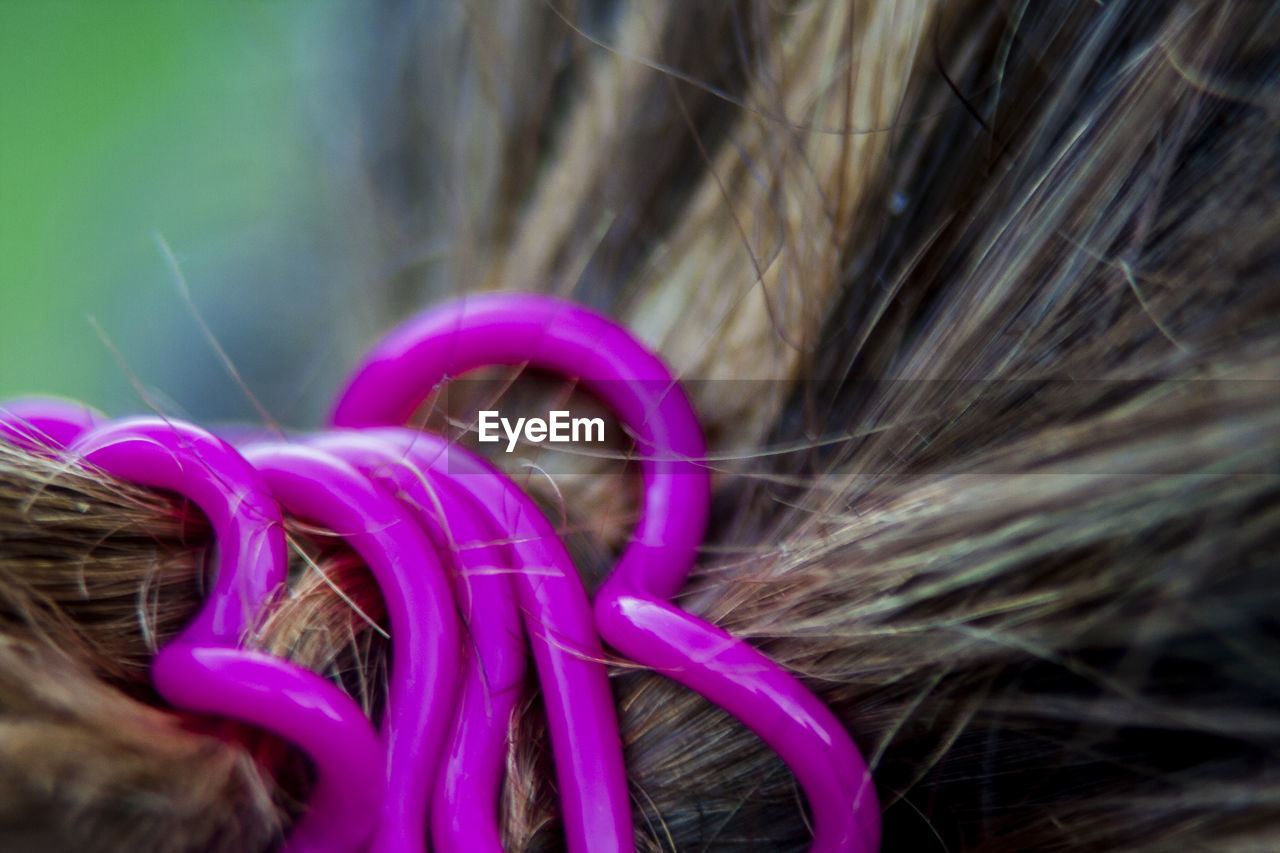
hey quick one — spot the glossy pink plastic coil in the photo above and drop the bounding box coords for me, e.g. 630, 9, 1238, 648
331, 293, 881, 852
69, 418, 383, 853
242, 441, 463, 853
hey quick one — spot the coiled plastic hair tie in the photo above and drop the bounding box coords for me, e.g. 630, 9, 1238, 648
332, 293, 881, 852
311, 427, 625, 853
302, 430, 523, 853
0, 292, 879, 852
0, 396, 102, 450
240, 442, 463, 853
68, 418, 384, 853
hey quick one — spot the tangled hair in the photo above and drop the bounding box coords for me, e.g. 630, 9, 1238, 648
3, 0, 1279, 850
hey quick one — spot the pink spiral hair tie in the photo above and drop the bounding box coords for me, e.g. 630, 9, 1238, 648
2, 292, 878, 852
332, 293, 881, 852
0, 396, 103, 449
240, 441, 463, 853
304, 429, 528, 853
66, 417, 384, 853
309, 425, 631, 852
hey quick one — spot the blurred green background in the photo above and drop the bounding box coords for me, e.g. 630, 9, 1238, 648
0, 1, 362, 424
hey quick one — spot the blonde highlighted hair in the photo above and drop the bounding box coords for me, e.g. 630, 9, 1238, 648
2, 1, 1279, 850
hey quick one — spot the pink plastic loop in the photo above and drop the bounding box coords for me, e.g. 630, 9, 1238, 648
69, 417, 383, 853
331, 294, 880, 852
593, 600, 880, 852
330, 292, 707, 601
0, 396, 102, 449
311, 427, 631, 853
241, 442, 463, 853
153, 645, 385, 853
71, 418, 288, 648
306, 429, 527, 853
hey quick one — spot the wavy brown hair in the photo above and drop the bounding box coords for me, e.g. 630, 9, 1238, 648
2, 1, 1279, 850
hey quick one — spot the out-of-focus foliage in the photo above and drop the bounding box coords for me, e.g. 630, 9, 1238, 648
0, 1, 357, 423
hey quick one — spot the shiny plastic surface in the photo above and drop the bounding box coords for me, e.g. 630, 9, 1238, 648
313, 426, 630, 853
0, 396, 102, 449
307, 429, 527, 853
69, 418, 383, 853
242, 442, 462, 853
332, 293, 881, 852
330, 293, 706, 602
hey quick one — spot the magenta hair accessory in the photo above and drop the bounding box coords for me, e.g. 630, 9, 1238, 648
310, 427, 628, 853
240, 441, 463, 853
305, 429, 526, 853
330, 293, 706, 598
0, 396, 102, 449
68, 417, 383, 853
153, 644, 383, 853
331, 293, 881, 852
